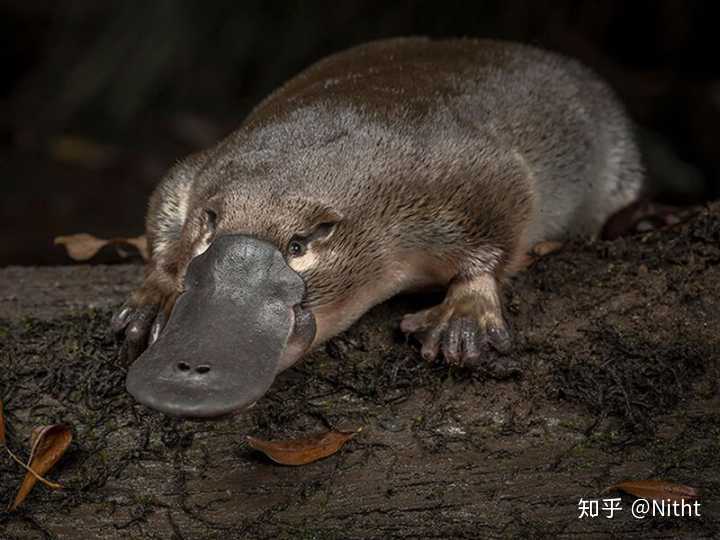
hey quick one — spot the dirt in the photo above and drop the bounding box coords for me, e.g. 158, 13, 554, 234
1, 203, 719, 539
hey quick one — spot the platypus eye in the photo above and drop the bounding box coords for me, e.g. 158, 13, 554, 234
287, 218, 339, 259
288, 239, 306, 257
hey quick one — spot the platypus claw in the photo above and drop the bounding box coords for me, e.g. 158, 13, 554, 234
401, 306, 512, 366
112, 302, 164, 362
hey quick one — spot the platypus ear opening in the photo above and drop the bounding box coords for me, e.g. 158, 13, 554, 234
307, 208, 343, 244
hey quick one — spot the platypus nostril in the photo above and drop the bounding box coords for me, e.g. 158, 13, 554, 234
195, 365, 211, 374
177, 361, 191, 372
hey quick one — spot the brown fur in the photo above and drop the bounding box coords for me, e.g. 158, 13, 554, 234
114, 37, 642, 364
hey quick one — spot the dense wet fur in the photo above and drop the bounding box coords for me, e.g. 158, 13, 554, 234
113, 37, 643, 365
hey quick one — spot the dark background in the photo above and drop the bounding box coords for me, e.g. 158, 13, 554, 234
2, 0, 719, 266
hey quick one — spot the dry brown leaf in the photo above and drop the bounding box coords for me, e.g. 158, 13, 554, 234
531, 240, 564, 257
247, 428, 361, 466
54, 233, 107, 261
8, 424, 72, 511
517, 241, 564, 270
603, 480, 700, 502
54, 233, 148, 261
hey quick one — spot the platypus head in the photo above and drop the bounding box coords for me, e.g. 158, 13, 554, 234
125, 233, 318, 418
126, 109, 423, 418
126, 143, 374, 417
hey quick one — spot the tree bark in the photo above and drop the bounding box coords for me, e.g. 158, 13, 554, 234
1, 204, 719, 539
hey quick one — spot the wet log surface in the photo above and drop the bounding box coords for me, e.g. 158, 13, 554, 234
1, 204, 719, 539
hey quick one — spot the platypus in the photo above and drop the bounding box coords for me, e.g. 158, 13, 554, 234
112, 38, 643, 417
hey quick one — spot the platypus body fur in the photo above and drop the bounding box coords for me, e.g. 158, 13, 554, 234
113, 38, 643, 417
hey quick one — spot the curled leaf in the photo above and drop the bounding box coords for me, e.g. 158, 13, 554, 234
8, 424, 72, 511
603, 480, 700, 502
54, 233, 148, 261
247, 428, 361, 466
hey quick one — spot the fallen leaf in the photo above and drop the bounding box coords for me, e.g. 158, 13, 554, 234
603, 480, 700, 502
54, 233, 107, 261
247, 428, 361, 466
517, 241, 564, 270
54, 233, 148, 261
532, 240, 563, 257
8, 424, 72, 511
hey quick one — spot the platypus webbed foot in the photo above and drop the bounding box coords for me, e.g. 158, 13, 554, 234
401, 274, 511, 365
112, 285, 174, 363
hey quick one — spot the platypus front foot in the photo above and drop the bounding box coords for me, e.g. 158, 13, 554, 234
111, 284, 175, 362
400, 273, 511, 365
